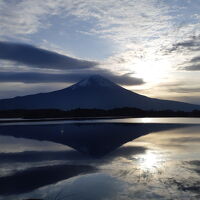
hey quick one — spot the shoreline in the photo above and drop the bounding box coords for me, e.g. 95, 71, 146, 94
0, 116, 130, 123
0, 116, 200, 124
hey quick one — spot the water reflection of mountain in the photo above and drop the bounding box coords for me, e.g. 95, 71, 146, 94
0, 123, 193, 196
0, 123, 189, 157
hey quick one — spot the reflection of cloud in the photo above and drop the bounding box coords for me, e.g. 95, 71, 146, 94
0, 150, 84, 163
0, 123, 185, 157
0, 164, 96, 195
46, 173, 126, 200
171, 137, 200, 143
186, 160, 200, 176
187, 160, 200, 167
165, 177, 200, 196
0, 146, 146, 165
107, 145, 147, 159
1, 123, 200, 199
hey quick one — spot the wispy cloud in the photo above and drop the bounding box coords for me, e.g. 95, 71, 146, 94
167, 34, 200, 71
0, 0, 61, 36
1, 0, 198, 70
169, 87, 200, 94
169, 35, 200, 53
0, 0, 171, 38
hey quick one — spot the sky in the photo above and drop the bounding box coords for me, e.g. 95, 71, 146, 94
0, 0, 200, 104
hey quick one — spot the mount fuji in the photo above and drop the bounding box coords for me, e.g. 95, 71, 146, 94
0, 75, 199, 111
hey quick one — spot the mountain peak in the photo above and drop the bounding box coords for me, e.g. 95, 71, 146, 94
85, 75, 108, 82
0, 74, 200, 111
71, 75, 118, 89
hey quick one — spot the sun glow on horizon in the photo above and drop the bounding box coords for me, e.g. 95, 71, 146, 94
134, 59, 171, 83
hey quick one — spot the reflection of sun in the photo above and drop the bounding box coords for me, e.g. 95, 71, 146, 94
137, 151, 161, 171
140, 118, 152, 123
142, 152, 158, 169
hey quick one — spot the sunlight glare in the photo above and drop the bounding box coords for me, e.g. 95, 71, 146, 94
137, 151, 161, 171
134, 59, 170, 83
140, 118, 152, 123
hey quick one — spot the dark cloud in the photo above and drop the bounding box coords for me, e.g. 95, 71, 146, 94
182, 55, 200, 71
169, 87, 200, 93
0, 41, 98, 70
107, 73, 144, 86
169, 35, 200, 53
183, 64, 200, 71
190, 56, 200, 63
0, 71, 144, 86
174, 40, 199, 49
173, 96, 200, 105
167, 35, 200, 71
0, 41, 145, 86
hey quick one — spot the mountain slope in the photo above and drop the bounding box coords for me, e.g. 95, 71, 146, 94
0, 75, 199, 111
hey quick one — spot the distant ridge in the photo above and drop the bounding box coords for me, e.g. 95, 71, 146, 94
0, 75, 200, 111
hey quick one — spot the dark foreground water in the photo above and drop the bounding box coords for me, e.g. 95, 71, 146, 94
0, 118, 200, 200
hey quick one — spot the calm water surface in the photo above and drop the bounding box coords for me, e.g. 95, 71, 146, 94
0, 118, 200, 200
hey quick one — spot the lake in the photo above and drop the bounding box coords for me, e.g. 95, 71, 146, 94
0, 118, 200, 200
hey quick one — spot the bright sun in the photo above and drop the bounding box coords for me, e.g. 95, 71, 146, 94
134, 59, 170, 83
